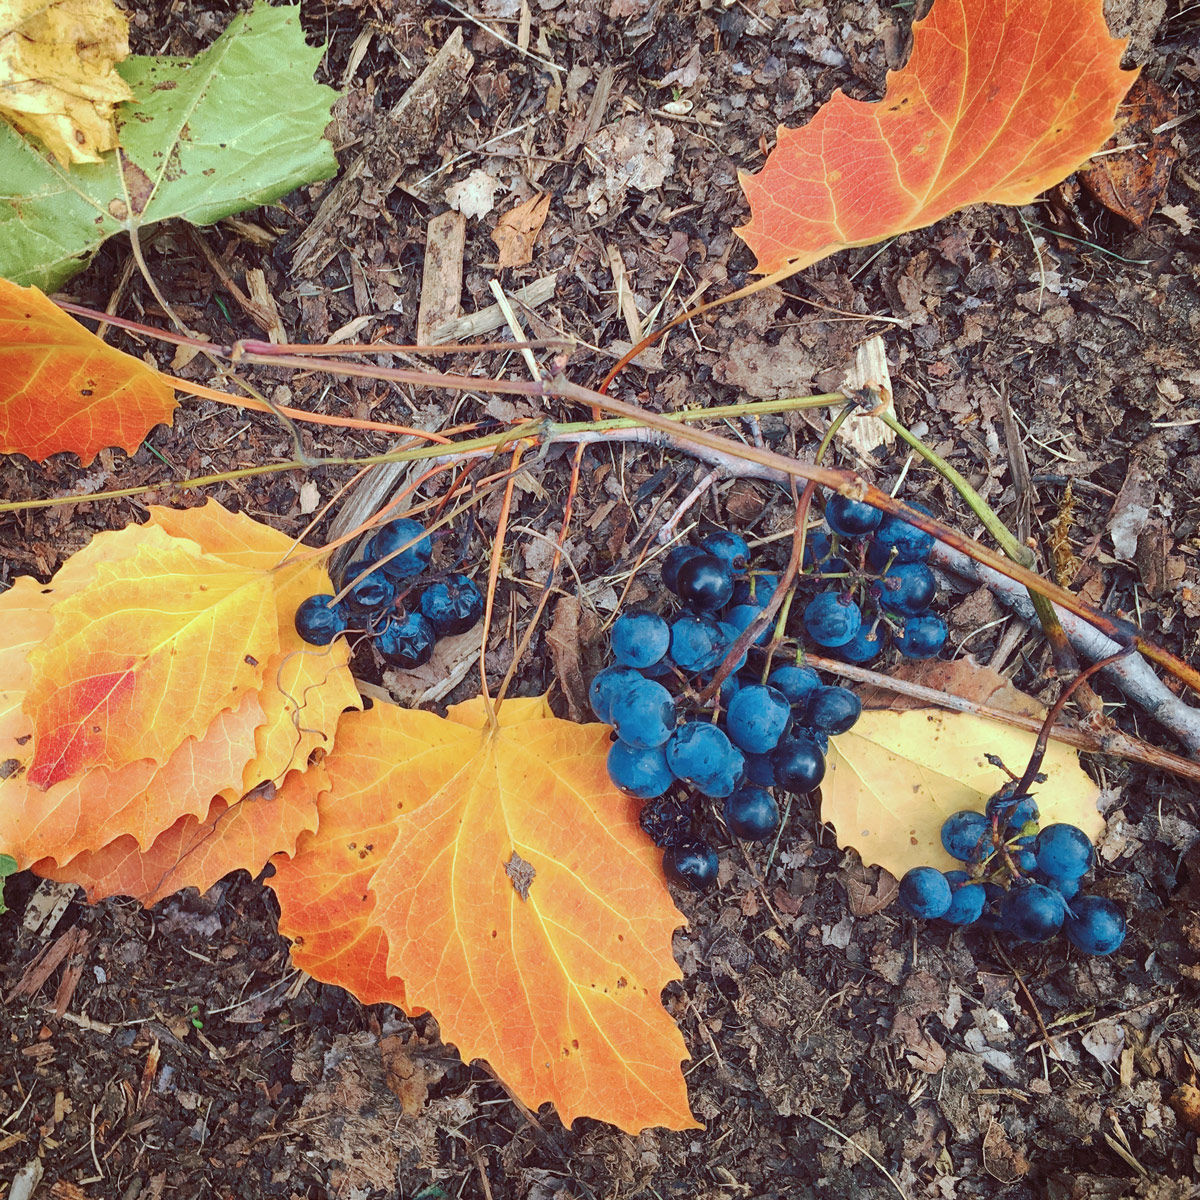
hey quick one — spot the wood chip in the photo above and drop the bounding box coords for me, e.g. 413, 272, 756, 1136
416, 210, 467, 347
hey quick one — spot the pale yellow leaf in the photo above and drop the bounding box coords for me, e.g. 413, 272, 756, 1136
822, 708, 1102, 879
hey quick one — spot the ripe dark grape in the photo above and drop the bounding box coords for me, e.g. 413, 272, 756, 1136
805, 686, 861, 735
896, 614, 947, 658
1041, 873, 1081, 900
769, 665, 821, 707
725, 684, 791, 754
802, 592, 862, 648
940, 809, 991, 862
669, 614, 724, 673
419, 573, 484, 636
639, 795, 693, 848
1035, 823, 1093, 881
674, 553, 734, 611
611, 612, 671, 670
836, 622, 887, 664
368, 518, 432, 579
607, 741, 673, 799
376, 612, 436, 668
661, 544, 707, 594
725, 603, 771, 647
825, 494, 883, 536
899, 867, 952, 918
1064, 895, 1126, 955
875, 562, 937, 616
723, 786, 780, 841
1000, 883, 1065, 942
610, 677, 677, 749
588, 665, 641, 723
871, 504, 935, 563
342, 563, 396, 617
986, 789, 1039, 828
942, 871, 986, 925
733, 571, 780, 604
702, 530, 750, 571
665, 722, 744, 798
663, 840, 719, 890
802, 529, 832, 568
294, 594, 346, 645
770, 732, 826, 794
743, 752, 777, 787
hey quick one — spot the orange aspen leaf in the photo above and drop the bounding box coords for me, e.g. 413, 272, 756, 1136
23, 539, 278, 788
145, 502, 361, 791
36, 762, 328, 905
0, 279, 177, 464
270, 697, 697, 1133
736, 0, 1136, 274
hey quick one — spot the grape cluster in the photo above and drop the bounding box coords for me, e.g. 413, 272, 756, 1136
801, 497, 948, 662
293, 517, 484, 667
590, 528, 864, 891
899, 787, 1125, 955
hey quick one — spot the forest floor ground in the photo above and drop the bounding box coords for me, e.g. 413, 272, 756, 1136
2, 0, 1200, 1197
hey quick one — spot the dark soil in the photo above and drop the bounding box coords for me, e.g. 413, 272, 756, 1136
2, 0, 1200, 1197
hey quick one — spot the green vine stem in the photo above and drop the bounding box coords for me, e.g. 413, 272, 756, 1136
874, 408, 1095, 701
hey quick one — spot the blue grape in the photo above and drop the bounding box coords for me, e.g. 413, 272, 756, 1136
715, 622, 749, 674
607, 742, 673, 799
723, 786, 781, 841
802, 592, 862, 648
941, 810, 991, 862
876, 562, 937, 616
1000, 883, 1065, 942
769, 665, 821, 707
669, 614, 725, 673
663, 840, 719, 890
770, 732, 826, 794
701, 530, 750, 571
294, 595, 346, 645
588, 665, 641, 723
343, 562, 396, 617
871, 504, 935, 563
805, 686, 862, 735
986, 789, 1039, 828
899, 867, 952, 918
725, 603, 771, 647
419, 573, 483, 636
376, 612, 436, 668
369, 518, 432, 580
837, 622, 887, 664
802, 529, 832, 568
1014, 848, 1038, 874
1040, 873, 1081, 900
743, 752, 777, 787
1064, 895, 1126, 955
896, 615, 947, 658
725, 685, 792, 754
661, 545, 706, 594
826, 495, 883, 536
611, 612, 671, 670
674, 553, 734, 611
665, 722, 745, 798
610, 677, 677, 749
733, 571, 780, 604
942, 871, 986, 925
1035, 823, 1094, 881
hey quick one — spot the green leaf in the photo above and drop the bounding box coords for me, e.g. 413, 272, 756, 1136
0, 853, 16, 914
0, 2, 338, 290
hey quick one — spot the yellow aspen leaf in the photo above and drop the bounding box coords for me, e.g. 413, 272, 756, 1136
36, 762, 328, 905
23, 540, 278, 788
270, 697, 698, 1133
822, 708, 1103, 879
0, 0, 134, 165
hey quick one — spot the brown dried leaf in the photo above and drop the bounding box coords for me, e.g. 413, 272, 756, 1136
491, 193, 550, 268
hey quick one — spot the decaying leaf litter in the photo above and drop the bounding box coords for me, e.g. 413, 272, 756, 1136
1, 0, 1199, 1196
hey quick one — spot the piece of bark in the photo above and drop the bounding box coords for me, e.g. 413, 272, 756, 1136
293, 28, 474, 277
430, 272, 557, 343
416, 211, 466, 346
